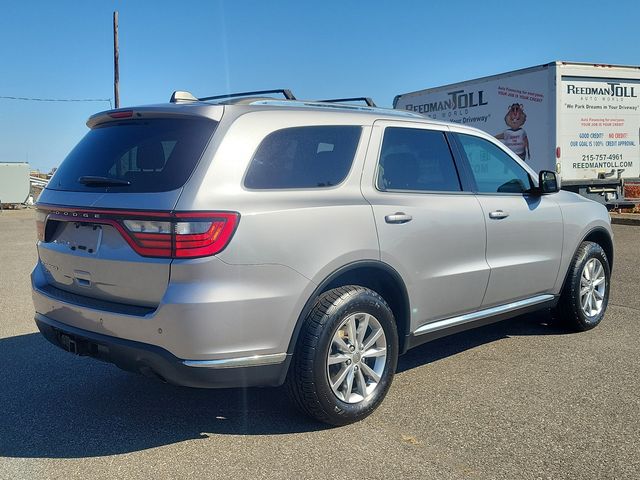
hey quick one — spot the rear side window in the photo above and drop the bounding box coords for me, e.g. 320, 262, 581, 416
244, 126, 361, 189
48, 118, 217, 193
377, 127, 461, 192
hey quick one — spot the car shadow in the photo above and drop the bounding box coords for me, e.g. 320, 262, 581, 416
397, 309, 566, 373
0, 310, 566, 459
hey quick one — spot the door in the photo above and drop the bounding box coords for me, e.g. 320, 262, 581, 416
361, 122, 490, 331
451, 132, 563, 307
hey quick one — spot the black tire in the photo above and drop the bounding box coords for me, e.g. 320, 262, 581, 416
286, 285, 399, 426
557, 241, 610, 332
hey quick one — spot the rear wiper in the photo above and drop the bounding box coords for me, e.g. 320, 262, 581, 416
78, 176, 131, 186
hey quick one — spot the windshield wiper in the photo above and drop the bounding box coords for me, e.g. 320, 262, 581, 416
78, 176, 131, 186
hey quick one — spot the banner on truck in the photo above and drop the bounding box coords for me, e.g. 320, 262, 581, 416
559, 77, 640, 180
396, 69, 554, 173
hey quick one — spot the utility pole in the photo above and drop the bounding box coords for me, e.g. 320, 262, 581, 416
113, 11, 120, 108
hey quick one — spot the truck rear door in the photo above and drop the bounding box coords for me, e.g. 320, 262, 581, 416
558, 75, 640, 181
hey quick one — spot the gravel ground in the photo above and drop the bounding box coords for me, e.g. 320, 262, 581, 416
0, 209, 638, 479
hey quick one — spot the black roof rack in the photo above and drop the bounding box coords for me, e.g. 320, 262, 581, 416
317, 97, 377, 107
199, 89, 296, 102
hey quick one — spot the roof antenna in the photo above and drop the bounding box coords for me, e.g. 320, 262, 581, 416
170, 91, 199, 103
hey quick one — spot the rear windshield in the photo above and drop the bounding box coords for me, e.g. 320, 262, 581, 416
48, 117, 217, 193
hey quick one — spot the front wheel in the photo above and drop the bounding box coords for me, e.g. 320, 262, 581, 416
557, 241, 611, 332
286, 286, 399, 425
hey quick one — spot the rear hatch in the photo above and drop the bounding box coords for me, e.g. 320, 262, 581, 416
36, 112, 220, 308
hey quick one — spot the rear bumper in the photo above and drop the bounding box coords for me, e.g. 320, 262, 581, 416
31, 255, 313, 360
35, 313, 290, 388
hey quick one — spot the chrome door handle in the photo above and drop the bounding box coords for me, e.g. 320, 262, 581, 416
385, 213, 413, 224
488, 210, 509, 219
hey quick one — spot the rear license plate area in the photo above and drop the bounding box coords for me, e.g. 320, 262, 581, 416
56, 223, 102, 253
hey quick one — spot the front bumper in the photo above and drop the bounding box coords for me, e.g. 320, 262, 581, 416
35, 313, 290, 388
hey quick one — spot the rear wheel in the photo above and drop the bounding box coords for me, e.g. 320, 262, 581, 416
557, 241, 610, 331
286, 286, 398, 425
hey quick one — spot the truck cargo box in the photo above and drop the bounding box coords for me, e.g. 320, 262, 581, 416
394, 61, 640, 206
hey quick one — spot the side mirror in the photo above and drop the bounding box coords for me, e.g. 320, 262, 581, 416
538, 170, 560, 194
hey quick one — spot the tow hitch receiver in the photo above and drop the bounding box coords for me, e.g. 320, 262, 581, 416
59, 333, 85, 355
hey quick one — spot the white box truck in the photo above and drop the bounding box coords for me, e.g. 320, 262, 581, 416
393, 61, 640, 207
0, 162, 30, 206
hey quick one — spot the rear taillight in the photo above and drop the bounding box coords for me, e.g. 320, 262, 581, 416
122, 220, 173, 257
120, 212, 239, 258
35, 209, 47, 241
36, 207, 239, 259
172, 212, 239, 258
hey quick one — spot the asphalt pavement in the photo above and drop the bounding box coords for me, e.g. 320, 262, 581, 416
0, 209, 638, 479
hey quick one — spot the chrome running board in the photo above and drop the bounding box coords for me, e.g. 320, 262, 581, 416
413, 294, 555, 336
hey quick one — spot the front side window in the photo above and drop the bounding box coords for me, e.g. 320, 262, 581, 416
244, 126, 361, 189
377, 127, 461, 192
455, 133, 532, 194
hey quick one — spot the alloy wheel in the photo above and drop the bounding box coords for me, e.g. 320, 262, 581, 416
580, 258, 606, 317
326, 312, 388, 404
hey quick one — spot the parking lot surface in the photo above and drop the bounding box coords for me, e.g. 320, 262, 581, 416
0, 209, 638, 479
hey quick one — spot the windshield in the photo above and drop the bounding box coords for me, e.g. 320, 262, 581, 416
47, 117, 217, 193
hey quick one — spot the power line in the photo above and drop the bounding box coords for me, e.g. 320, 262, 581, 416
0, 95, 112, 108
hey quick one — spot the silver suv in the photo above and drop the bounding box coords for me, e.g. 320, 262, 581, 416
32, 89, 613, 425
